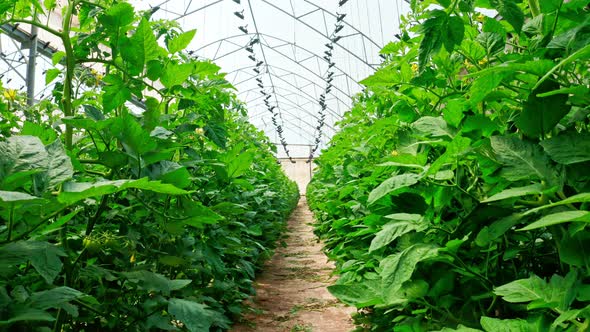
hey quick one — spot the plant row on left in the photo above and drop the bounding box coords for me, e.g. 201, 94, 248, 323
0, 1, 299, 331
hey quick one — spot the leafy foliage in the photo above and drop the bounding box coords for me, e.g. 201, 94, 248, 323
307, 0, 590, 330
0, 1, 299, 331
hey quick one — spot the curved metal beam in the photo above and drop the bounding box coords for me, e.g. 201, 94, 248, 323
195, 32, 361, 93
301, 0, 382, 49
259, 0, 376, 70
229, 63, 345, 118
239, 86, 336, 131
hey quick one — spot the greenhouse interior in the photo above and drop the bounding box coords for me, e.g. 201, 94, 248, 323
0, 0, 589, 331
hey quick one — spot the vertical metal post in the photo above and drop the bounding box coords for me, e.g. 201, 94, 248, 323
26, 24, 38, 106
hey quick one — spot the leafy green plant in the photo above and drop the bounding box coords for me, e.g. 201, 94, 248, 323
0, 1, 299, 331
308, 0, 590, 331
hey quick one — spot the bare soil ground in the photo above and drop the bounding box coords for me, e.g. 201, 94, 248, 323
230, 197, 356, 332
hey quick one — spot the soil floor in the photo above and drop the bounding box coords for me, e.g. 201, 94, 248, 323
230, 197, 356, 332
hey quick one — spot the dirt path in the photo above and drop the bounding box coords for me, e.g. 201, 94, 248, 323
231, 197, 356, 332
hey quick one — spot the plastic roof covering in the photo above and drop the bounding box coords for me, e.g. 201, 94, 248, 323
0, 0, 410, 158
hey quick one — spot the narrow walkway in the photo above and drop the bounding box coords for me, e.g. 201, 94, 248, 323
231, 197, 355, 332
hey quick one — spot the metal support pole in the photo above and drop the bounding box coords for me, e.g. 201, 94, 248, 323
26, 24, 38, 106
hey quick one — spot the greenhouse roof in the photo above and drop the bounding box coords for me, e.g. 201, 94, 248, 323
0, 0, 409, 158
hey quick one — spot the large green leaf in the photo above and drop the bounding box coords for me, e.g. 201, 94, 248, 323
121, 18, 161, 75
98, 2, 135, 35
540, 132, 590, 165
180, 202, 224, 228
0, 309, 55, 325
516, 80, 571, 138
28, 286, 84, 309
220, 145, 254, 179
482, 183, 544, 203
110, 114, 157, 155
475, 214, 523, 247
524, 192, 590, 216
0, 191, 45, 205
469, 72, 507, 104
480, 317, 534, 332
58, 177, 189, 205
367, 173, 421, 205
0, 241, 65, 284
148, 161, 192, 189
328, 280, 383, 308
494, 274, 549, 303
490, 135, 557, 183
102, 74, 131, 112
418, 10, 446, 70
0, 136, 48, 184
559, 232, 590, 267
412, 116, 455, 138
122, 271, 191, 296
369, 214, 428, 252
44, 139, 74, 188
418, 11, 464, 70
168, 299, 212, 332
21, 121, 57, 145
161, 63, 194, 88
489, 0, 524, 33
167, 29, 196, 54
380, 244, 439, 305
494, 272, 577, 311
518, 211, 590, 231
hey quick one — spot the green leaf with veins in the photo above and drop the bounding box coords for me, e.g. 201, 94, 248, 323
540, 132, 590, 165
380, 244, 439, 305
121, 18, 162, 75
369, 214, 428, 252
168, 299, 213, 332
518, 210, 590, 231
161, 63, 194, 88
368, 173, 421, 205
490, 135, 558, 184
482, 183, 544, 203
102, 74, 131, 113
167, 29, 197, 54
489, 0, 524, 33
58, 178, 189, 205
516, 80, 571, 138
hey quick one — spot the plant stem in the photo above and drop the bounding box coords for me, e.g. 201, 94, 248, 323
1, 19, 63, 37
85, 195, 109, 236
6, 205, 14, 242
61, 2, 76, 150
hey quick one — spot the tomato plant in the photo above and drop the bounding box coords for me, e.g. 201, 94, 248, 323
0, 1, 299, 331
308, 0, 590, 331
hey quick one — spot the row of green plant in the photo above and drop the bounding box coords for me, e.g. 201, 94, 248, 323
0, 1, 299, 331
307, 0, 590, 331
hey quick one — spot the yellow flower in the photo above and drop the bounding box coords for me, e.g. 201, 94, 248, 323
3, 89, 17, 101
478, 58, 488, 66
464, 59, 474, 69
90, 68, 98, 75
411, 63, 419, 73
195, 128, 205, 135
391, 150, 399, 156
130, 252, 136, 263
476, 13, 485, 22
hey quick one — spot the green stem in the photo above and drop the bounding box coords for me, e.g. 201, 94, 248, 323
61, 3, 76, 150
6, 205, 14, 241
529, 0, 541, 17
1, 19, 63, 38
85, 195, 109, 236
